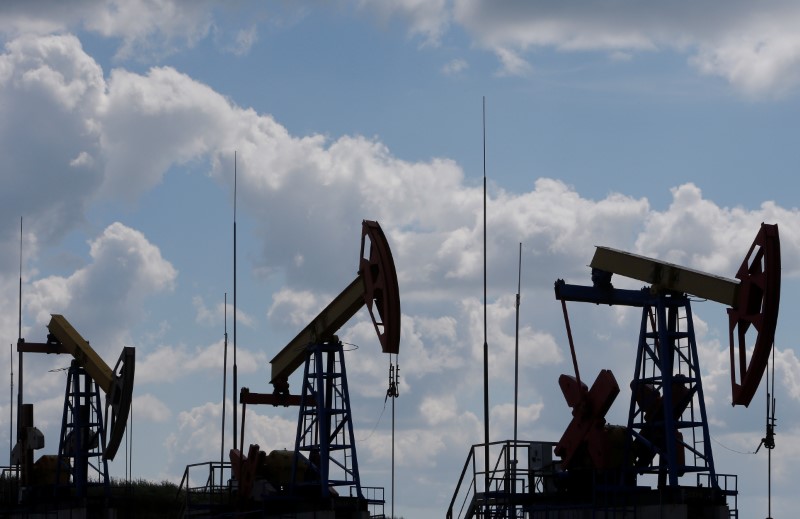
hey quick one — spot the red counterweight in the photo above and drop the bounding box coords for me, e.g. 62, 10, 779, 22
728, 223, 781, 407
555, 370, 620, 470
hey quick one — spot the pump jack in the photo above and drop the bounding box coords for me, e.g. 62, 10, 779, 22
448, 223, 781, 518
230, 220, 401, 516
15, 314, 135, 502
553, 223, 779, 485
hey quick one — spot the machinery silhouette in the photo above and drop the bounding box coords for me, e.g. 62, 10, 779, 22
13, 315, 135, 508
449, 223, 780, 519
180, 219, 400, 518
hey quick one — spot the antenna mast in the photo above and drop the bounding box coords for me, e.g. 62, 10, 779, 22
8, 344, 12, 465
765, 346, 776, 519
388, 357, 399, 519
513, 243, 522, 452
753, 341, 777, 519
233, 152, 239, 452
482, 96, 490, 496
221, 292, 228, 486
15, 217, 23, 466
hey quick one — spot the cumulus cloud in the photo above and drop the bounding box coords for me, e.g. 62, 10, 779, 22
0, 0, 233, 62
193, 296, 255, 328
637, 184, 800, 277
462, 295, 561, 377
491, 401, 544, 436
0, 33, 104, 251
163, 398, 297, 476
25, 222, 176, 353
86, 0, 216, 61
164, 400, 226, 472
689, 21, 800, 98
13, 28, 789, 315
100, 66, 238, 201
451, 0, 800, 96
137, 340, 267, 385
267, 287, 329, 331
361, 405, 481, 469
134, 392, 172, 423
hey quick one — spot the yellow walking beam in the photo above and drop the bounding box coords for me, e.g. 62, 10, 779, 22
270, 277, 365, 390
47, 314, 115, 393
590, 246, 739, 306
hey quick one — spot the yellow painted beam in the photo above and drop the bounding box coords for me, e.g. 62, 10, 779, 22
590, 246, 739, 306
270, 276, 365, 387
47, 314, 115, 393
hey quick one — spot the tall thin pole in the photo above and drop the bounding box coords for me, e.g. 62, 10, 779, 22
18, 217, 21, 341
221, 292, 228, 486
233, 152, 239, 453
513, 243, 522, 453
128, 400, 134, 482
767, 381, 772, 519
16, 217, 23, 465
482, 96, 490, 499
389, 357, 399, 519
9, 344, 12, 465
391, 387, 395, 519
767, 345, 776, 519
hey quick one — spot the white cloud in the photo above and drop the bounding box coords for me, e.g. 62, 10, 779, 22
491, 401, 544, 435
239, 409, 298, 453
361, 408, 481, 469
267, 287, 328, 331
163, 399, 297, 475
227, 25, 258, 56
777, 347, 800, 401
137, 341, 267, 385
164, 400, 226, 471
100, 66, 237, 201
89, 0, 215, 61
0, 33, 104, 248
463, 295, 561, 378
25, 222, 177, 354
637, 184, 800, 278
358, 0, 450, 45
134, 392, 172, 423
451, 0, 800, 96
493, 47, 532, 77
0, 0, 220, 61
690, 22, 800, 99
1, 31, 715, 309
193, 296, 254, 328
7, 2, 800, 99
441, 58, 468, 76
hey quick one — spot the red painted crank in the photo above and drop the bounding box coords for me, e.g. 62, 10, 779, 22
728, 223, 781, 407
360, 220, 401, 355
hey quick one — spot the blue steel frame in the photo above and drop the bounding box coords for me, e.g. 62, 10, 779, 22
627, 292, 717, 488
291, 340, 363, 498
554, 280, 717, 488
55, 360, 110, 498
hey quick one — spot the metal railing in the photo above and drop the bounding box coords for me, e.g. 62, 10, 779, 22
177, 460, 234, 517
448, 440, 555, 519
357, 485, 386, 517
698, 472, 738, 518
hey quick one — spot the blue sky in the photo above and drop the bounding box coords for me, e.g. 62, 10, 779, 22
2, 2, 800, 517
